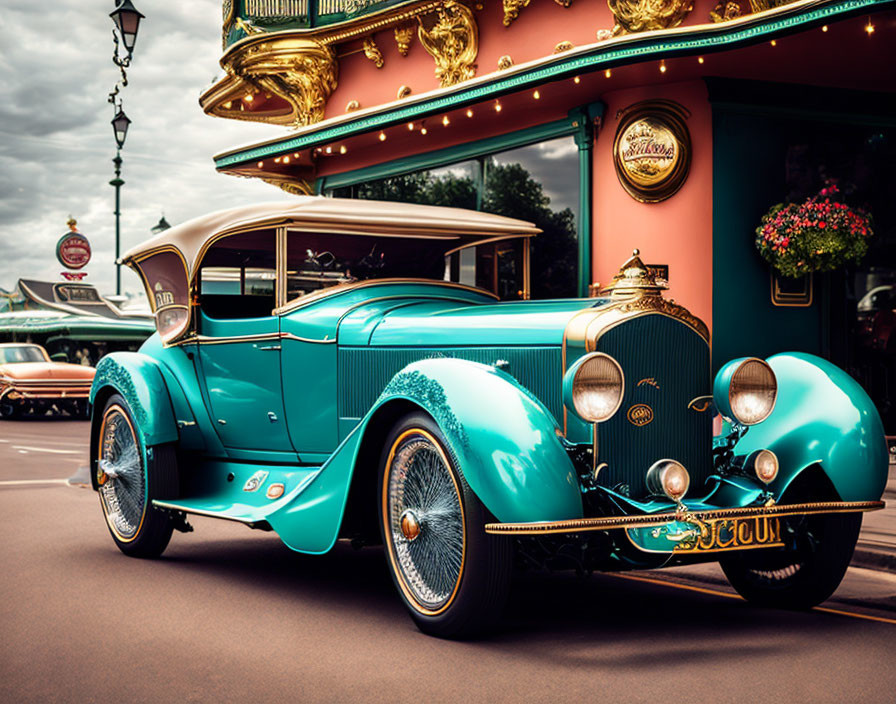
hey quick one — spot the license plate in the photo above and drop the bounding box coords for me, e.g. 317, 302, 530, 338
672, 515, 784, 554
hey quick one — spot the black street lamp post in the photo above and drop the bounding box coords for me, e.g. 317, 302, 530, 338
107, 1, 143, 296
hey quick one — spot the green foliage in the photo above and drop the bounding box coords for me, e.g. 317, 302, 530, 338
755, 185, 873, 278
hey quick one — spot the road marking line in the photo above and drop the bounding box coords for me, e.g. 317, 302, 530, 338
0, 479, 70, 486
609, 572, 896, 626
814, 606, 896, 626
11, 446, 81, 454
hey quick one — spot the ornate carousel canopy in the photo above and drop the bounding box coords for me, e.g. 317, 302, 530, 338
202, 0, 895, 193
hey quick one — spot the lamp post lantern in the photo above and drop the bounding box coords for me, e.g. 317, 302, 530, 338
107, 1, 143, 296
110, 1, 145, 56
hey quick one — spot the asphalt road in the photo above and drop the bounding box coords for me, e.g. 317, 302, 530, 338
2, 419, 896, 703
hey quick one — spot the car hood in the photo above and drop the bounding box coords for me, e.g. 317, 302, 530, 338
341, 298, 606, 347
0, 362, 96, 381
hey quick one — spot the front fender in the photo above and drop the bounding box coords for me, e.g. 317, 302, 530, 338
90, 352, 179, 449
732, 352, 888, 502
371, 358, 583, 523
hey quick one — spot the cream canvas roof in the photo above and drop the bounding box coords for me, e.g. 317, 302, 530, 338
122, 197, 540, 278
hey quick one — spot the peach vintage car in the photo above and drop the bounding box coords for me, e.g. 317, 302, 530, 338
0, 343, 94, 419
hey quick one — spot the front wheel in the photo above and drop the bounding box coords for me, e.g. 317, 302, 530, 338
378, 412, 513, 639
96, 394, 177, 558
720, 511, 861, 609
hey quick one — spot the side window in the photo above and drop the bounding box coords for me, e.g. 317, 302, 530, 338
197, 230, 276, 320
284, 231, 446, 305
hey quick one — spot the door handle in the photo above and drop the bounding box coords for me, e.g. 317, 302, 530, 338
258, 344, 281, 351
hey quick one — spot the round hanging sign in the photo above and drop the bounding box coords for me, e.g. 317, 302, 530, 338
613, 100, 691, 203
56, 230, 91, 270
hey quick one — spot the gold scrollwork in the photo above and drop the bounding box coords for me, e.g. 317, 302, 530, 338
497, 54, 514, 70
260, 174, 315, 196
345, 99, 360, 112
608, 0, 695, 35
394, 24, 415, 56
553, 41, 574, 53
502, 0, 530, 26
397, 85, 412, 98
710, 0, 743, 21
417, 1, 478, 88
555, 0, 574, 6
228, 38, 339, 127
362, 37, 384, 68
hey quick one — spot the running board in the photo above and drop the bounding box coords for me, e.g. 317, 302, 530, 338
152, 499, 268, 526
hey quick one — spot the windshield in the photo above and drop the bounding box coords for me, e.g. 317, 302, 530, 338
0, 346, 47, 364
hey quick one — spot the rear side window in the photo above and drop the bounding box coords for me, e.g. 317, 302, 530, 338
196, 230, 276, 320
135, 250, 190, 343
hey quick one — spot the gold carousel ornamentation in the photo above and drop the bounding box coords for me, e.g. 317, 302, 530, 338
397, 85, 412, 98
222, 0, 237, 49
608, 0, 694, 35
553, 41, 575, 53
395, 24, 415, 56
709, 0, 743, 22
497, 54, 514, 70
227, 38, 339, 128
418, 1, 479, 88
502, 0, 530, 26
362, 37, 385, 68
261, 174, 315, 196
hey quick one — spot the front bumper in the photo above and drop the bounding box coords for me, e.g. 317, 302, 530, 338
485, 500, 884, 534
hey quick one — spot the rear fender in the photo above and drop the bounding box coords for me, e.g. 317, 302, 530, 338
89, 353, 179, 489
732, 352, 888, 502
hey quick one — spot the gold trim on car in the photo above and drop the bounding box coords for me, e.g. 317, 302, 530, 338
483, 500, 885, 535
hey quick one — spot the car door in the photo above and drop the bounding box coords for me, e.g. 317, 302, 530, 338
194, 231, 293, 453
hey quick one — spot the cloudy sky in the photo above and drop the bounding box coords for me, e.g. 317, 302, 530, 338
0, 1, 292, 298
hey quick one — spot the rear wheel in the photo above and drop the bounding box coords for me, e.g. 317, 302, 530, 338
96, 394, 177, 558
379, 412, 513, 639
720, 510, 861, 609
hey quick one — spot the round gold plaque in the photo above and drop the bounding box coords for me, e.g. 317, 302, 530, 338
613, 101, 691, 203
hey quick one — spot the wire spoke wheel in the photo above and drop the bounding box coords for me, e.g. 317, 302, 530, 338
98, 404, 146, 542
385, 429, 465, 614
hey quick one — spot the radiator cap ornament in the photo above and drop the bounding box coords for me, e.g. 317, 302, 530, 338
600, 249, 668, 298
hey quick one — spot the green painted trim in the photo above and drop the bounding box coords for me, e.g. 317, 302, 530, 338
320, 117, 576, 190
215, 0, 892, 169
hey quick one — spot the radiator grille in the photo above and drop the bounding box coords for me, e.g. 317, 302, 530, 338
594, 315, 712, 498
339, 347, 561, 421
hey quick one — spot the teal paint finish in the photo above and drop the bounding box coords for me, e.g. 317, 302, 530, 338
90, 352, 178, 448
157, 459, 322, 524
215, 0, 892, 169
196, 313, 294, 452
369, 358, 583, 523
281, 330, 338, 453
368, 298, 597, 347
729, 353, 888, 502
139, 334, 225, 458
339, 346, 563, 428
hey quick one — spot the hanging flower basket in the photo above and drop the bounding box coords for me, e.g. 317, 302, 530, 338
755, 184, 873, 278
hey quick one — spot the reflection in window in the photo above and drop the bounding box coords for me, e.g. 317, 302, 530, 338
332, 136, 579, 299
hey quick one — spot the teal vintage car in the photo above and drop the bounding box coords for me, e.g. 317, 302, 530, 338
90, 198, 887, 638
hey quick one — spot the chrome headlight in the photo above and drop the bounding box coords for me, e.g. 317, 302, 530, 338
646, 459, 690, 501
714, 357, 777, 426
562, 352, 624, 423
749, 449, 779, 484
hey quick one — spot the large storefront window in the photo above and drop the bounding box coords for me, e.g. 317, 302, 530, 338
332, 135, 580, 299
